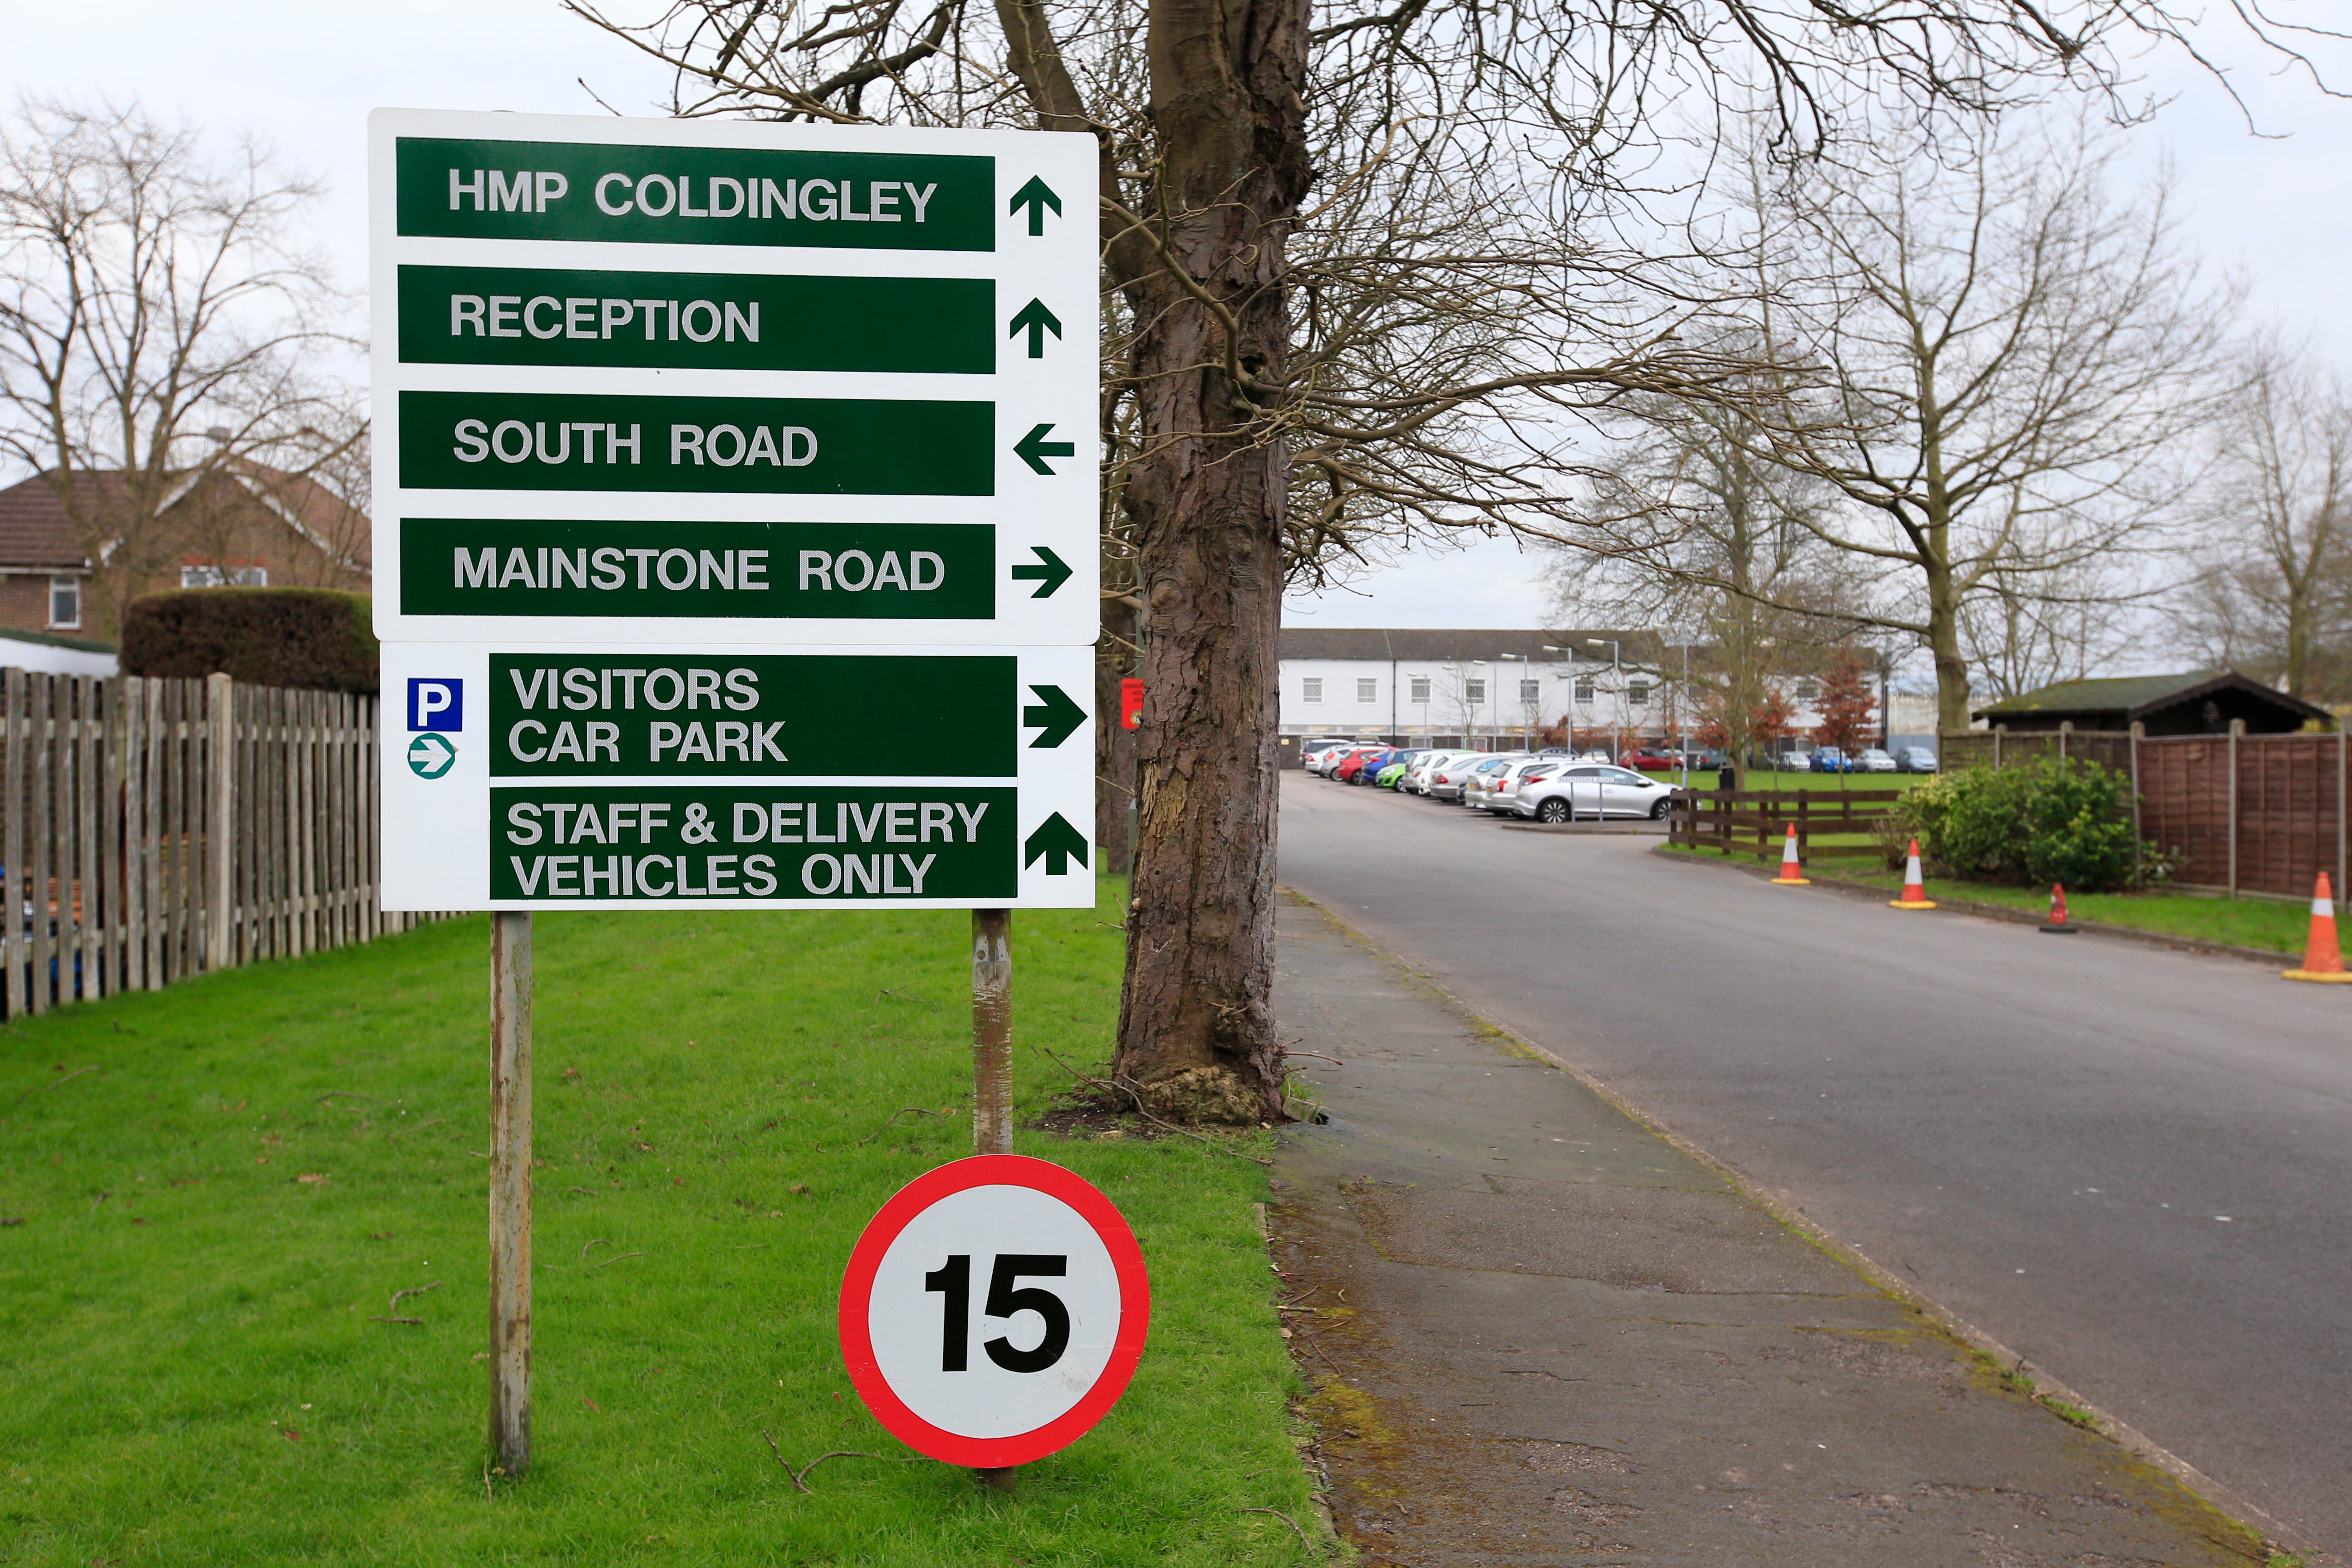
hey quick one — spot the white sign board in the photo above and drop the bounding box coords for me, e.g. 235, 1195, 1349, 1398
368, 109, 1103, 910
839, 1155, 1149, 1468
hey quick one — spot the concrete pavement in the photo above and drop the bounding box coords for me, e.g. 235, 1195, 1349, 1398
1277, 772, 2351, 1559
1272, 896, 2270, 1566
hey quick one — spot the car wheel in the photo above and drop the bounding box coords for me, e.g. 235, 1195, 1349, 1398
1649, 797, 1670, 820
1535, 797, 1571, 824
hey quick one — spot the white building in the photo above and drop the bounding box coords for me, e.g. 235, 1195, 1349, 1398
1278, 628, 1671, 749
1276, 627, 1871, 760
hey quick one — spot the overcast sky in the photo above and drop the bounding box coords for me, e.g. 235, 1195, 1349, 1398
12, 0, 2352, 636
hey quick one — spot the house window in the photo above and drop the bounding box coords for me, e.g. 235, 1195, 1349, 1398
1465, 679, 1486, 703
180, 565, 267, 588
1410, 676, 1431, 704
1574, 678, 1595, 702
1302, 677, 1323, 703
47, 575, 80, 629
1795, 679, 1818, 703
1628, 681, 1650, 705
1519, 679, 1540, 703
1357, 677, 1378, 703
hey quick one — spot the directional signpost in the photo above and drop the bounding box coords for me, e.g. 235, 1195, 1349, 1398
371, 109, 1102, 1481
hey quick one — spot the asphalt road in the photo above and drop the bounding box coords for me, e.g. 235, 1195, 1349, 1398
1278, 772, 2352, 1558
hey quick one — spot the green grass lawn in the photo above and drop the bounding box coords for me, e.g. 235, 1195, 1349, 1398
0, 881, 1318, 1566
1663, 843, 2314, 956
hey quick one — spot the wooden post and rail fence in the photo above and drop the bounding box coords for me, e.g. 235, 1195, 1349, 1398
2, 666, 449, 1019
1667, 787, 1906, 867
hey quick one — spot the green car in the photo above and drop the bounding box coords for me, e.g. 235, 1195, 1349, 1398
1375, 761, 1409, 789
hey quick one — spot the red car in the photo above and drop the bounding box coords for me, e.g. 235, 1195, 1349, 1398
1332, 747, 1387, 783
1620, 748, 1679, 772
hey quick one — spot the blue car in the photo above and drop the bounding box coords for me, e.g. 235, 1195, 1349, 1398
1808, 747, 1852, 774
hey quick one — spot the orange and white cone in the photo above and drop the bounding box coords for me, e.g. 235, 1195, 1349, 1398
2038, 883, 2078, 934
2282, 872, 2352, 982
1772, 823, 1810, 886
1888, 840, 1936, 909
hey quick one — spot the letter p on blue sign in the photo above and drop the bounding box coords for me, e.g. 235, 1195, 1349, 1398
408, 679, 462, 732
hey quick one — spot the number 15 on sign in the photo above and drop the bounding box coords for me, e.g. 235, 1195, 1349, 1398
839, 1156, 1149, 1468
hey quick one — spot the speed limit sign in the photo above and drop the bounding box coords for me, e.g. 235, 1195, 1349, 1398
838, 1155, 1150, 1467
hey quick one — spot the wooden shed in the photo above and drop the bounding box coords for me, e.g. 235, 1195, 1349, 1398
1973, 671, 2330, 737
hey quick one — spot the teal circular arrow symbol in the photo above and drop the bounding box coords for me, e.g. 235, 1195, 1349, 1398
407, 733, 458, 779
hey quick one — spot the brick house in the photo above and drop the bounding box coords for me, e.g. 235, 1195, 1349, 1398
0, 462, 370, 641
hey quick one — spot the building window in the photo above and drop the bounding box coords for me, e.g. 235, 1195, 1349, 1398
47, 576, 80, 629
1628, 681, 1650, 705
180, 565, 267, 588
1574, 678, 1595, 702
1357, 677, 1378, 703
1410, 676, 1431, 704
1302, 677, 1323, 703
1519, 679, 1540, 703
1465, 679, 1485, 703
1795, 679, 1818, 703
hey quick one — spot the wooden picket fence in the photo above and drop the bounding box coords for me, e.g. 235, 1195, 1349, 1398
1668, 787, 1906, 866
3, 668, 446, 1019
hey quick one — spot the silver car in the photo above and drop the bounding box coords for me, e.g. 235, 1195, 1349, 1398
1424, 752, 1496, 801
1456, 755, 1530, 809
1514, 764, 1678, 822
1481, 758, 1563, 815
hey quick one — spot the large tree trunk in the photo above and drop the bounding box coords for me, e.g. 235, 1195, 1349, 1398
1925, 555, 1973, 735
1094, 593, 1139, 869
1107, 0, 1312, 1124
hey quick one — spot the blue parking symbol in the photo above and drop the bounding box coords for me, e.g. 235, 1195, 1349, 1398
408, 679, 462, 732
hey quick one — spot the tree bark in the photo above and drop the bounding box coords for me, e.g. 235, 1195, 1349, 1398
1094, 594, 1138, 867
1107, 0, 1312, 1124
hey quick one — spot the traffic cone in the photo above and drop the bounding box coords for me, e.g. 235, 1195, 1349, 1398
2038, 883, 2078, 934
2282, 872, 2352, 982
1888, 840, 1936, 909
1772, 823, 1810, 886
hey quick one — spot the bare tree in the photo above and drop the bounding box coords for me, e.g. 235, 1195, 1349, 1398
0, 100, 359, 637
1747, 109, 2235, 732
1552, 359, 1869, 782
2171, 340, 2352, 701
566, 0, 2311, 1120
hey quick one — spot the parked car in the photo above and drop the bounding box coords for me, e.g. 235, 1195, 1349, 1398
1457, 754, 1530, 809
1424, 753, 1494, 801
1405, 750, 1470, 794
1481, 759, 1562, 815
1857, 747, 1899, 773
1896, 746, 1939, 774
1351, 748, 1404, 785
1374, 760, 1410, 789
1298, 738, 1352, 772
1620, 747, 1677, 772
1514, 764, 1679, 822
1808, 747, 1852, 774
1330, 746, 1385, 783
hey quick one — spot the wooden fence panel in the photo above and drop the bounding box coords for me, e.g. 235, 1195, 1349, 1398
1, 669, 441, 1019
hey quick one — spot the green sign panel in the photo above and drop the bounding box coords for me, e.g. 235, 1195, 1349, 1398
396, 265, 996, 375
395, 137, 994, 251
489, 786, 1019, 901
489, 653, 1029, 777
399, 519, 995, 620
398, 391, 993, 495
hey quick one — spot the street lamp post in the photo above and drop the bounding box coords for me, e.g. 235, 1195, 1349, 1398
1586, 640, 1621, 762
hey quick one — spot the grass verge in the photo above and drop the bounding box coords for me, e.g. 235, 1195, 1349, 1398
1662, 842, 2313, 955
0, 878, 1320, 1566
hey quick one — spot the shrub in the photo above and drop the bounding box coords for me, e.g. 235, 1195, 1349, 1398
118, 589, 378, 695
1904, 757, 2145, 892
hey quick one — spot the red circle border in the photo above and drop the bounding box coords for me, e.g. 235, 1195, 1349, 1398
836, 1155, 1151, 1468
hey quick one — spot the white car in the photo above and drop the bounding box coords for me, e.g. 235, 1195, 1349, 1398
1404, 750, 1471, 794
1424, 752, 1495, 801
1514, 764, 1679, 823
1481, 758, 1563, 815
1858, 748, 1899, 773
1456, 754, 1531, 809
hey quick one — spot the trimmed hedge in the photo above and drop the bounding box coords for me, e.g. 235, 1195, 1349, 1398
118, 589, 378, 695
